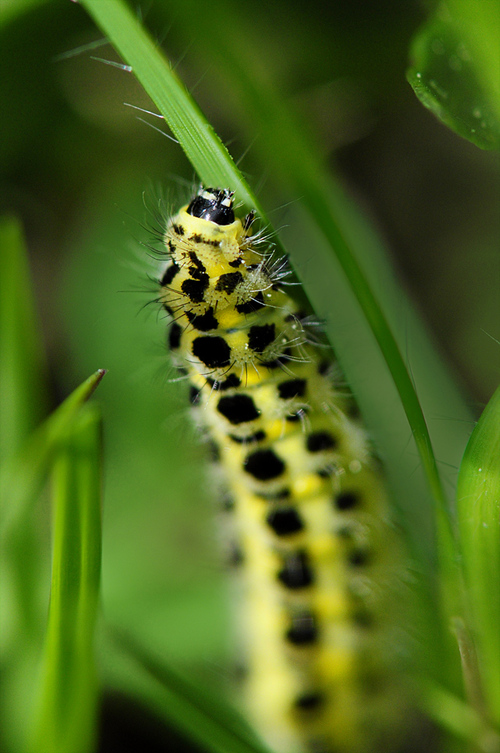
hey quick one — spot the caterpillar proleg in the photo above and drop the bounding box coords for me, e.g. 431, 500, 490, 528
157, 187, 408, 753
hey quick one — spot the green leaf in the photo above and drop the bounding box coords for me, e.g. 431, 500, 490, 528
0, 215, 47, 464
408, 2, 500, 150
457, 383, 500, 725
104, 629, 274, 753
30, 403, 102, 753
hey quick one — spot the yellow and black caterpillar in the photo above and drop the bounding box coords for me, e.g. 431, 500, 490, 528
158, 188, 407, 753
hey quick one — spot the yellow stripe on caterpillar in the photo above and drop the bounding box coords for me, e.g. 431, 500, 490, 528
158, 186, 409, 753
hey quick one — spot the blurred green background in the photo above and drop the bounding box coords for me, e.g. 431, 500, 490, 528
1, 0, 499, 750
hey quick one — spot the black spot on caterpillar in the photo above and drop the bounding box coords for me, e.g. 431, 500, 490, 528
217, 394, 261, 425
215, 270, 244, 294
247, 323, 276, 353
157, 186, 408, 753
278, 551, 314, 589
266, 506, 304, 536
192, 335, 231, 369
278, 378, 307, 399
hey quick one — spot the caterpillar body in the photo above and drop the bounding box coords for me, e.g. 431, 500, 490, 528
158, 188, 407, 753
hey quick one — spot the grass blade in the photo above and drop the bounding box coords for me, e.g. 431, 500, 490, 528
0, 215, 47, 464
30, 403, 102, 753
0, 369, 105, 649
0, 369, 106, 543
0, 214, 51, 648
420, 681, 499, 750
456, 383, 500, 726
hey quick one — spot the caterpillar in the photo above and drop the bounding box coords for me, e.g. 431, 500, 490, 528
157, 187, 408, 753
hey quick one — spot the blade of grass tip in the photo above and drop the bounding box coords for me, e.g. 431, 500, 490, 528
0, 369, 106, 542
0, 370, 105, 641
456, 383, 500, 727
0, 215, 47, 464
30, 403, 102, 753
104, 628, 274, 753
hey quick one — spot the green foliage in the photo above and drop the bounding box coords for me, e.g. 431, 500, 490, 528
408, 1, 500, 149
457, 385, 500, 727
30, 404, 102, 753
0, 216, 47, 461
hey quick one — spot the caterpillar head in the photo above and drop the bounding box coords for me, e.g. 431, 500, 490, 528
165, 187, 257, 269
187, 187, 235, 226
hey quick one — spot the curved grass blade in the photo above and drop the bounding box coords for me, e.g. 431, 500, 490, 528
420, 681, 499, 751
104, 628, 274, 753
0, 369, 105, 646
161, 0, 476, 555
456, 383, 500, 726
30, 403, 102, 753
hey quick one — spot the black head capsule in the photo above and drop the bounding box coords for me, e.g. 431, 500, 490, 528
187, 188, 235, 226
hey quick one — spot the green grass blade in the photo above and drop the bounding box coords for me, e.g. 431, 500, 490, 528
456, 383, 500, 725
104, 628, 274, 753
0, 215, 47, 464
420, 682, 499, 750
0, 369, 106, 543
0, 214, 51, 646
408, 1, 500, 150
30, 403, 102, 753
0, 369, 105, 645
